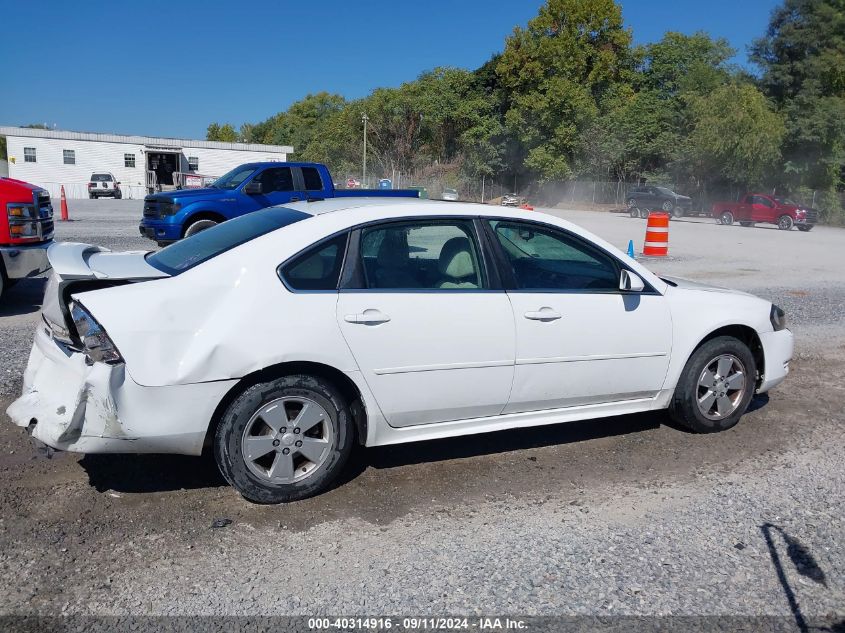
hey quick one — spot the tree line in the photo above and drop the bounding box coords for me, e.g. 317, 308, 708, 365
207, 0, 845, 221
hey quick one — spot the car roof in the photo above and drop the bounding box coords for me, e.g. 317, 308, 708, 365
281, 197, 536, 220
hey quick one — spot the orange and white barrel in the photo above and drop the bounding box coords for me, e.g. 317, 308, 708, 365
643, 211, 669, 256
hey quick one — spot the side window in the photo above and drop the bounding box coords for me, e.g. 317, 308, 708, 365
358, 220, 484, 290
255, 167, 294, 193
280, 233, 347, 291
24, 147, 36, 163
124, 153, 136, 168
759, 196, 775, 208
302, 167, 324, 191
63, 149, 75, 165
188, 156, 199, 171
489, 220, 619, 291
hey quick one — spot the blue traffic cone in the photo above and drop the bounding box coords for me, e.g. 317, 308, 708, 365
627, 239, 635, 258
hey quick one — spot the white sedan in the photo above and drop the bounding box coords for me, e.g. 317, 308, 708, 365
7, 199, 793, 503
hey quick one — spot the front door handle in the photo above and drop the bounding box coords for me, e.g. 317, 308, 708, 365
524, 307, 562, 321
344, 309, 391, 325
290, 196, 301, 203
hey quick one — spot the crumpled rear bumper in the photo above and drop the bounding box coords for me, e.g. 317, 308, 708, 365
6, 324, 237, 455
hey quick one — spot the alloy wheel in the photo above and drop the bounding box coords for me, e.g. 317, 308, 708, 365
696, 354, 747, 420
241, 397, 334, 484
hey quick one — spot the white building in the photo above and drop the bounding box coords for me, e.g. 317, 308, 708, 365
0, 126, 293, 199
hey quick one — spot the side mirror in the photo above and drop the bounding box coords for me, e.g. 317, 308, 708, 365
619, 269, 645, 292
243, 181, 263, 195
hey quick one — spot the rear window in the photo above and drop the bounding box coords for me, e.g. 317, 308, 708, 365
91, 174, 112, 182
146, 207, 309, 275
302, 167, 324, 191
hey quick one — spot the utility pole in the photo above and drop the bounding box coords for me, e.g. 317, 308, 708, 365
361, 113, 369, 188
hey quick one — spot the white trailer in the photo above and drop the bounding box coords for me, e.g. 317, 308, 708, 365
0, 126, 292, 199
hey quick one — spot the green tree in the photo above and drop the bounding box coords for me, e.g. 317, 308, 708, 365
206, 122, 239, 142
496, 0, 633, 181
687, 83, 785, 188
751, 0, 845, 218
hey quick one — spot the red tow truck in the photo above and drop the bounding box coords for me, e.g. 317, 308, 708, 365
0, 177, 54, 299
711, 193, 818, 231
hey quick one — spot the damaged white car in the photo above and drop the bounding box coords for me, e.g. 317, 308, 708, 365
7, 199, 793, 503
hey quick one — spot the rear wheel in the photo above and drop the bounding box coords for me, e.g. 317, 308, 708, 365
719, 211, 734, 225
672, 207, 684, 219
184, 218, 219, 238
778, 215, 794, 230
114, 190, 122, 200
214, 374, 355, 503
669, 336, 756, 433
797, 225, 813, 232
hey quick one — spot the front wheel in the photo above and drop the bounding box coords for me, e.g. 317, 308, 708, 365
719, 211, 734, 225
184, 218, 218, 238
672, 207, 684, 219
661, 200, 674, 212
778, 215, 794, 230
669, 336, 756, 433
214, 374, 355, 503
797, 225, 813, 232
629, 207, 640, 218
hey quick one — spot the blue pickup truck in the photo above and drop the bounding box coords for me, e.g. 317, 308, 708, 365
139, 162, 418, 245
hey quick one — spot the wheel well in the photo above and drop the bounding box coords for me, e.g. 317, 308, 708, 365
182, 211, 226, 236
202, 361, 368, 454
693, 325, 764, 386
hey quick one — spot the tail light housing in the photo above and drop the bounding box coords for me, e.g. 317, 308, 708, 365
70, 301, 124, 364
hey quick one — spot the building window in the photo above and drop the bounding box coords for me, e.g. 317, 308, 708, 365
24, 147, 36, 163
124, 153, 136, 168
63, 149, 76, 165
188, 156, 199, 171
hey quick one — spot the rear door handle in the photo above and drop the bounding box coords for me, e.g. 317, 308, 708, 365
344, 309, 391, 325
524, 307, 562, 321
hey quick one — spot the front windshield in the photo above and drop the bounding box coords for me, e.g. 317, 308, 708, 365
210, 166, 257, 190
146, 207, 309, 275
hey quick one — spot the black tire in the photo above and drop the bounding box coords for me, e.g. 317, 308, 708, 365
114, 190, 122, 200
672, 207, 684, 219
183, 218, 218, 237
629, 207, 640, 218
669, 336, 757, 433
719, 211, 734, 225
797, 225, 813, 232
778, 215, 794, 230
661, 200, 674, 212
639, 208, 649, 219
89, 193, 95, 199
214, 374, 355, 503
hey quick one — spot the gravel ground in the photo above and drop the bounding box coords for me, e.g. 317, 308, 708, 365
0, 200, 843, 624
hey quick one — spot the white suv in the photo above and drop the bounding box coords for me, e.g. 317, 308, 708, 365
88, 173, 122, 199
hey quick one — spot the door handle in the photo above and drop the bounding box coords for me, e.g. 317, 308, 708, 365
290, 196, 301, 202
524, 307, 562, 321
344, 309, 391, 325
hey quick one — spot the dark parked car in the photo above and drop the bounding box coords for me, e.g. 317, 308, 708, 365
626, 186, 691, 218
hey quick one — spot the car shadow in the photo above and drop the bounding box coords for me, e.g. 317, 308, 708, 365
80, 452, 226, 494
361, 410, 660, 471
78, 411, 662, 495
0, 277, 46, 317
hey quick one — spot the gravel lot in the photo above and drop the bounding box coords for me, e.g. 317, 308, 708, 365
0, 199, 843, 625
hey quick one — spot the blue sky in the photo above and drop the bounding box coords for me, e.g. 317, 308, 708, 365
2, 0, 779, 140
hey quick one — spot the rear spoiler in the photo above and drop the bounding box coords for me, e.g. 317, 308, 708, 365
47, 242, 168, 281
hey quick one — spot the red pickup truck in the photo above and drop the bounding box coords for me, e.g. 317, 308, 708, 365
0, 177, 54, 299
712, 193, 818, 231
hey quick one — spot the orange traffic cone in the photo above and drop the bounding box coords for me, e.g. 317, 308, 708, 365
643, 211, 669, 256
60, 185, 69, 221
520, 203, 534, 211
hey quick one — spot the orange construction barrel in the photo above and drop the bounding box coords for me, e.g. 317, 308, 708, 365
643, 211, 669, 256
